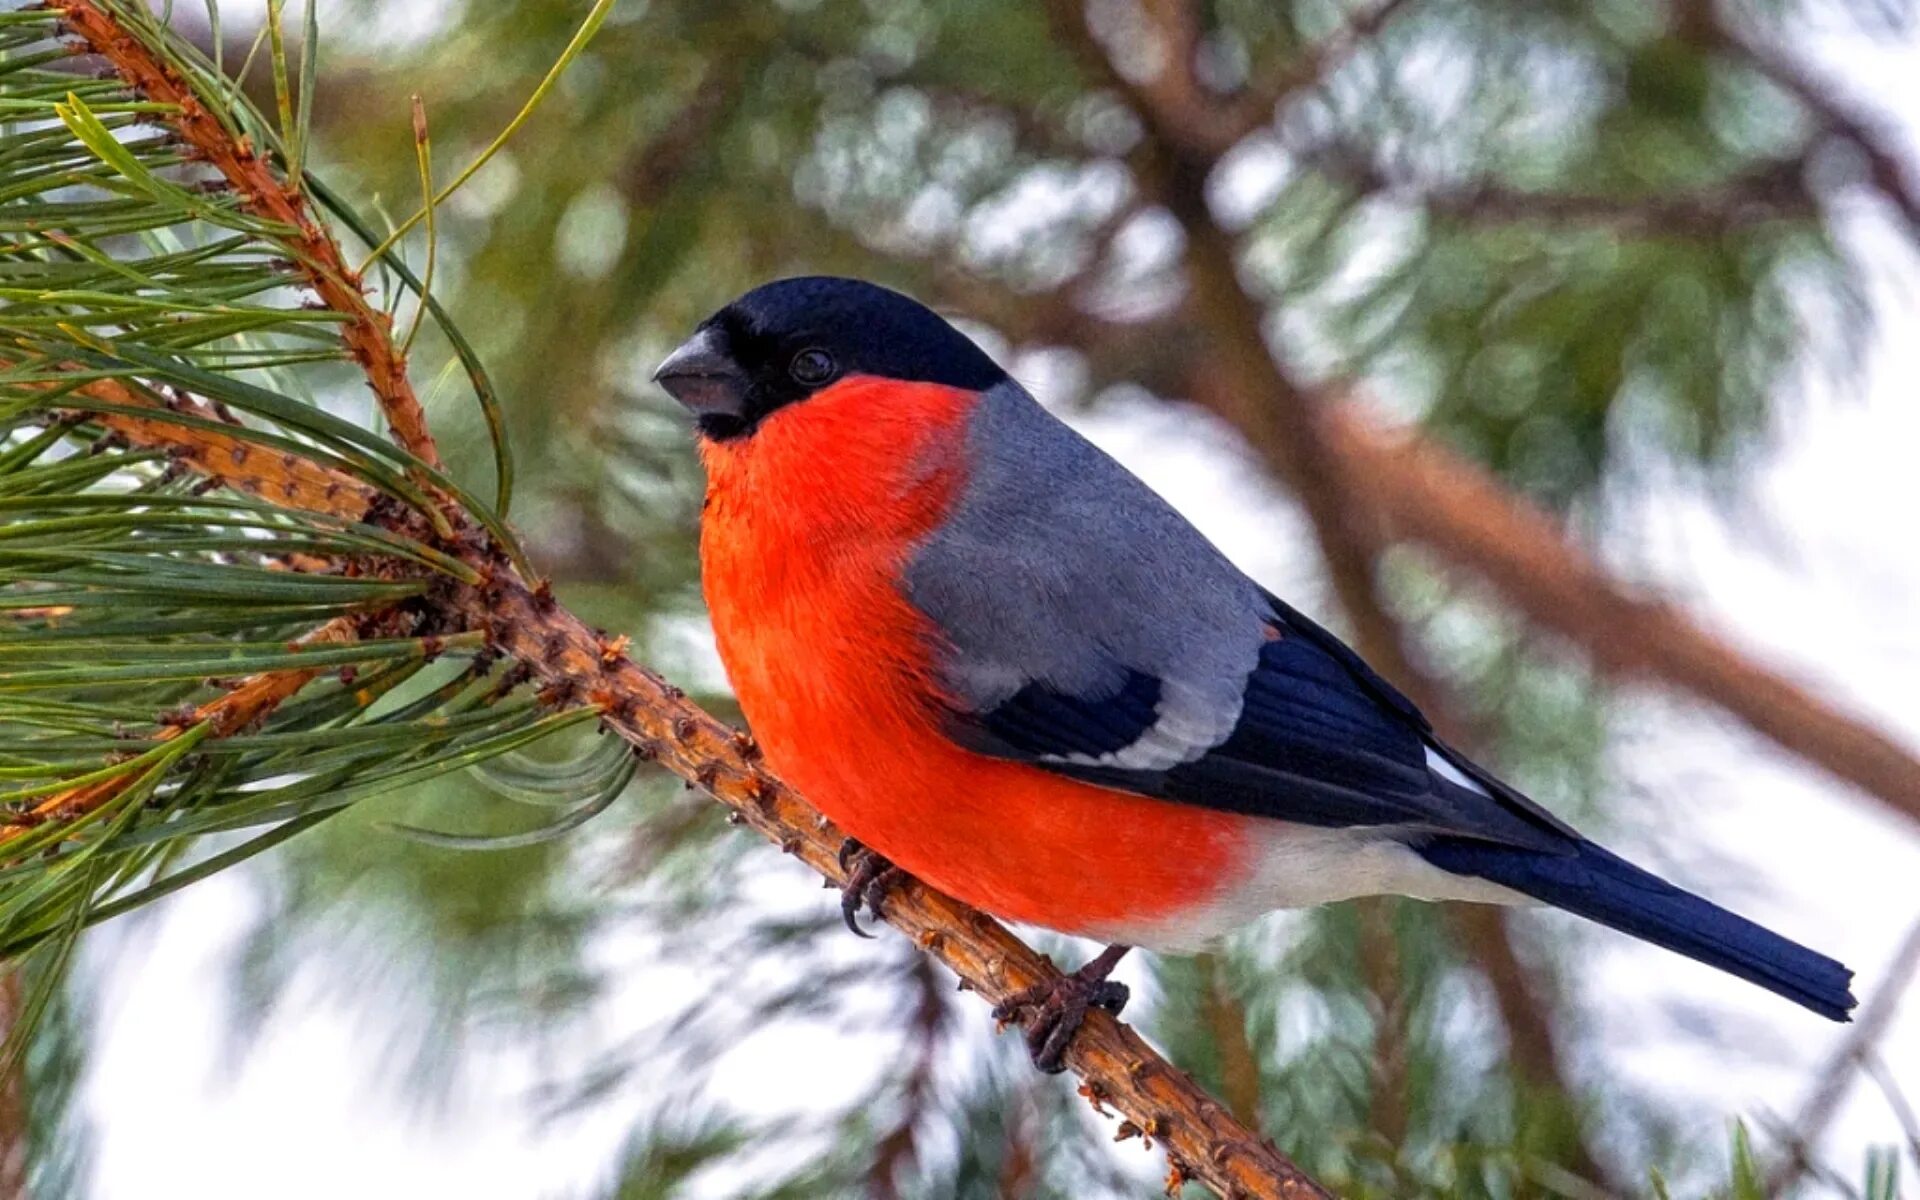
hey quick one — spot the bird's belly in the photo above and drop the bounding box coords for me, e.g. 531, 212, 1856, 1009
714, 585, 1263, 946
767, 709, 1264, 945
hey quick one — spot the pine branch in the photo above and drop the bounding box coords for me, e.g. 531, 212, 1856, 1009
0, 380, 410, 862
1303, 149, 1817, 236
15, 369, 380, 517
53, 0, 443, 475
1197, 953, 1263, 1130
6, 5, 1338, 1196
0, 617, 354, 848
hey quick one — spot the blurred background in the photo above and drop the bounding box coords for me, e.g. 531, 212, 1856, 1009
11, 0, 1920, 1195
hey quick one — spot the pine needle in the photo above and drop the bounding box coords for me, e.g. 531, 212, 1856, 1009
354, 0, 621, 272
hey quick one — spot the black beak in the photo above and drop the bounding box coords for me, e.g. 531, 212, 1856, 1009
652, 327, 748, 419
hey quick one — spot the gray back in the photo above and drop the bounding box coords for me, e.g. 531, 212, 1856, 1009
904, 381, 1272, 767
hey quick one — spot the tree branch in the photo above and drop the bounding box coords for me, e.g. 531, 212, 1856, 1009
1687, 1, 1920, 238
1305, 148, 1816, 237
1214, 0, 1418, 153
0, 618, 356, 848
54, 0, 444, 476
16, 369, 380, 519
1320, 405, 1920, 828
0, 377, 405, 852
1197, 952, 1264, 1129
1131, 0, 1216, 148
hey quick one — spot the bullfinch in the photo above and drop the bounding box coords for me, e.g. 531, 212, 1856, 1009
653, 275, 1856, 1069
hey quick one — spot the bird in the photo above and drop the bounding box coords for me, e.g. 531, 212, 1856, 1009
652, 274, 1857, 1070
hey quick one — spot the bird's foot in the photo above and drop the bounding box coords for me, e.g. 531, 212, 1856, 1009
836, 838, 904, 938
992, 944, 1131, 1074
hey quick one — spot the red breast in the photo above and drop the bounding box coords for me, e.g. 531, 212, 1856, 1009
699, 377, 1256, 939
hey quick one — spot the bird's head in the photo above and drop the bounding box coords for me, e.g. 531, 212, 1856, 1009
652, 276, 1005, 441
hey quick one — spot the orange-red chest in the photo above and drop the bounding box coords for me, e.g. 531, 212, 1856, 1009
698, 379, 1251, 940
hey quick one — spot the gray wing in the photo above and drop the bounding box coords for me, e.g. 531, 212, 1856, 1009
905, 381, 1573, 850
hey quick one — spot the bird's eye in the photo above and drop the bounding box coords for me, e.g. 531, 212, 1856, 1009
789, 348, 836, 386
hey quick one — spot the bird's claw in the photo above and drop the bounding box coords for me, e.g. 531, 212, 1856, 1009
837, 838, 903, 938
992, 956, 1131, 1074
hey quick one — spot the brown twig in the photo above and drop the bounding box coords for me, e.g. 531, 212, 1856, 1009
1356, 900, 1409, 1148
53, 0, 444, 475
996, 1081, 1041, 1199
11, 368, 379, 520
1451, 906, 1568, 1097
1129, 0, 1216, 149
1414, 170, 1813, 235
0, 618, 356, 847
1198, 952, 1264, 1130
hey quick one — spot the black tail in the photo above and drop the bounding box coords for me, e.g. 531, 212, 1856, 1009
1419, 836, 1856, 1021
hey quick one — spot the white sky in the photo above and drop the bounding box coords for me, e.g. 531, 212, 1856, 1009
72, 6, 1920, 1199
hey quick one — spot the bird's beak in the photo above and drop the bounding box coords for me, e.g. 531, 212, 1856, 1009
652, 327, 748, 420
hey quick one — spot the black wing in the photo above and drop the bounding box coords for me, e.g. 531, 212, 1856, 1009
950, 592, 1574, 851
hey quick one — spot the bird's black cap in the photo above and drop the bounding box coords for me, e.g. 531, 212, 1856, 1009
652, 276, 1006, 440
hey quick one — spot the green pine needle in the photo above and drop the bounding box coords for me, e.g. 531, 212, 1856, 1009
0, 0, 601, 1038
